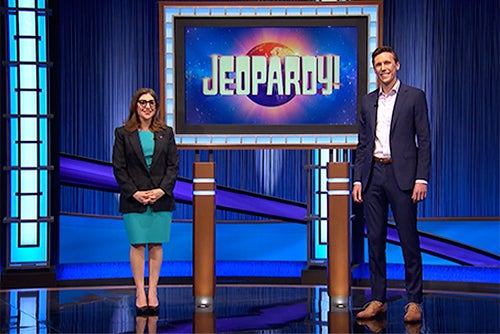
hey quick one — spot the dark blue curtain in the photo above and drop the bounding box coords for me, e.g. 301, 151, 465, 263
57, 0, 160, 215
383, 0, 499, 217
56, 0, 499, 218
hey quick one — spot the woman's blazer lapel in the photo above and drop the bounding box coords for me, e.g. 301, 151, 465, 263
127, 130, 149, 171
150, 129, 168, 170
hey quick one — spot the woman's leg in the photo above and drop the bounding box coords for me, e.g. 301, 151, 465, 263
130, 244, 147, 307
147, 243, 163, 307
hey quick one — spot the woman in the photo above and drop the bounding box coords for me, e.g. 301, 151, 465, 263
112, 88, 178, 316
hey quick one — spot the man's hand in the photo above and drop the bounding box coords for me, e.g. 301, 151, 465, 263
352, 183, 363, 203
412, 183, 427, 203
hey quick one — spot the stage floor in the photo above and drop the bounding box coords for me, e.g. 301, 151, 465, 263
1, 284, 499, 333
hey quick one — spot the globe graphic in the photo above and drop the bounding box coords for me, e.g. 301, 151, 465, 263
246, 42, 296, 107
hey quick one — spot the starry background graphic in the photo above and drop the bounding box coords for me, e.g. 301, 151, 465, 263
182, 25, 359, 126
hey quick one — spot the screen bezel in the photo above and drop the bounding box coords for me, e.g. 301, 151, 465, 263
173, 15, 368, 135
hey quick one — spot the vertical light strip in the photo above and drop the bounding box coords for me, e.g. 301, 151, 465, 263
5, 0, 52, 268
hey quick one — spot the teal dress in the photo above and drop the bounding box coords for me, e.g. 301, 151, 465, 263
123, 131, 172, 244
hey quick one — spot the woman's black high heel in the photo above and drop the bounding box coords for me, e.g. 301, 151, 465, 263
148, 304, 159, 316
136, 305, 149, 317
136, 295, 149, 317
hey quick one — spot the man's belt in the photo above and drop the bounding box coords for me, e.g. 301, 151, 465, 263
373, 156, 392, 164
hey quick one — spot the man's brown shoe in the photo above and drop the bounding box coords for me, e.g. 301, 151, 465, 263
356, 301, 387, 319
403, 302, 422, 323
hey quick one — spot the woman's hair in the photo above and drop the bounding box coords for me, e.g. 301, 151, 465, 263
371, 46, 399, 65
124, 88, 166, 132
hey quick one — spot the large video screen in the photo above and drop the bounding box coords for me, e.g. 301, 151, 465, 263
174, 16, 368, 135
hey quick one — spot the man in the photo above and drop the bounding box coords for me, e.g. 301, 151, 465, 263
352, 46, 431, 323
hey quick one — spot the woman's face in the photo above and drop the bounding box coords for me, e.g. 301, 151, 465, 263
136, 93, 156, 126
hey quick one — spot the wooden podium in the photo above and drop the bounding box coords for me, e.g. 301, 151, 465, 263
192, 161, 216, 312
327, 162, 351, 310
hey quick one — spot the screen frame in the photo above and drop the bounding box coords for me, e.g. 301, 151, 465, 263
173, 15, 368, 135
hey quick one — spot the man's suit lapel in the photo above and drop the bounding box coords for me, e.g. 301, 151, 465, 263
368, 91, 378, 135
391, 83, 407, 133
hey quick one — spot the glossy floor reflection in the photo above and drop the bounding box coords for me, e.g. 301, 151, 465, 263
1, 284, 499, 333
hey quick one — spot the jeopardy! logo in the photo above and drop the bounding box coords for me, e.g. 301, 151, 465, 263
202, 42, 340, 107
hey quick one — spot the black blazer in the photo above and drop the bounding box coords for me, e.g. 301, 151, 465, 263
353, 83, 431, 191
112, 126, 178, 213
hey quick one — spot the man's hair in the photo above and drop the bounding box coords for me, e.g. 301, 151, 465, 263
371, 46, 399, 65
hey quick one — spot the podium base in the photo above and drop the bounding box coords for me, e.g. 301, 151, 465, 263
301, 265, 326, 285
1, 268, 56, 289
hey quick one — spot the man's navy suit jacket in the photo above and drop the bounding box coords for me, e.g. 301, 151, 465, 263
353, 83, 431, 192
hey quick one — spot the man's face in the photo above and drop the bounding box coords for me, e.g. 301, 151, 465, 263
373, 52, 400, 88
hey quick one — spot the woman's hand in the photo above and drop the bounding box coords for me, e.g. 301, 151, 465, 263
133, 190, 152, 205
144, 188, 165, 204
133, 189, 165, 205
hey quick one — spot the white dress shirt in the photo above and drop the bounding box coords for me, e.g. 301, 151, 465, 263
373, 80, 400, 159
